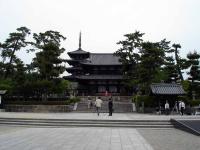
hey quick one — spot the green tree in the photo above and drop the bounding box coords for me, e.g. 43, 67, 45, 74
170, 44, 190, 81
115, 31, 144, 91
31, 30, 66, 79
0, 79, 14, 92
13, 59, 26, 85
32, 42, 65, 80
0, 27, 31, 78
187, 51, 200, 82
0, 62, 5, 78
115, 32, 172, 94
187, 51, 200, 99
163, 56, 178, 82
138, 41, 166, 93
31, 30, 66, 100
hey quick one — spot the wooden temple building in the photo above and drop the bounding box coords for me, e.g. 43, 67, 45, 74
64, 33, 125, 96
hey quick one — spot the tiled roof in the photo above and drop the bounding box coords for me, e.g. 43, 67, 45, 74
77, 75, 123, 80
66, 67, 82, 70
81, 53, 121, 65
64, 59, 79, 62
68, 48, 89, 54
150, 83, 186, 95
65, 75, 123, 80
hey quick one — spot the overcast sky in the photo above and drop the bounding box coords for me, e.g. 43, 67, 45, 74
0, 0, 200, 64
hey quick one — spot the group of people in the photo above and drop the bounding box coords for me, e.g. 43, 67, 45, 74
164, 100, 186, 115
87, 96, 113, 116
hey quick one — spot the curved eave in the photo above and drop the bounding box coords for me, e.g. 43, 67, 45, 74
80, 63, 122, 66
65, 59, 79, 62
68, 52, 90, 55
65, 59, 80, 66
76, 75, 123, 80
66, 67, 82, 73
151, 91, 186, 95
63, 75, 77, 81
66, 67, 82, 70
68, 49, 90, 57
68, 53, 90, 58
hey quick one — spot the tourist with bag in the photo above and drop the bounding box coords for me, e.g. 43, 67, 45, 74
95, 97, 103, 116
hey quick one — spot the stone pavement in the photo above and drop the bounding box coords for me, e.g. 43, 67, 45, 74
139, 128, 200, 150
0, 112, 200, 120
0, 127, 154, 150
0, 112, 199, 150
0, 126, 200, 150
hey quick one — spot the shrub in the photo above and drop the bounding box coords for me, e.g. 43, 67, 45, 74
134, 95, 155, 107
189, 99, 200, 107
69, 97, 80, 103
4, 97, 81, 105
177, 96, 190, 104
177, 96, 200, 107
4, 100, 71, 105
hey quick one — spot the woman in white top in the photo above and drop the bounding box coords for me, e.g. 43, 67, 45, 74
165, 101, 170, 115
95, 97, 103, 116
179, 101, 185, 115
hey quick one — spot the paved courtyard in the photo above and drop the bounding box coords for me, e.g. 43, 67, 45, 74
0, 112, 200, 120
0, 112, 199, 150
0, 126, 200, 150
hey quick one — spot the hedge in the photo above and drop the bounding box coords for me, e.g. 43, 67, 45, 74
189, 99, 200, 107
133, 95, 156, 107
4, 97, 80, 105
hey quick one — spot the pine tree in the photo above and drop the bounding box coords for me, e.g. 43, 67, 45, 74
31, 30, 66, 100
0, 27, 30, 78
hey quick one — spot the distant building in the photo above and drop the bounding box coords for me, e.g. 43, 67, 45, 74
150, 83, 186, 107
64, 33, 125, 96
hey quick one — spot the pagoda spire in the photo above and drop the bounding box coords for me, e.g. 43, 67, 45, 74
79, 31, 82, 49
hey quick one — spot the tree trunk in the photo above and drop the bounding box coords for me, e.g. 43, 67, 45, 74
175, 48, 183, 81
4, 40, 19, 78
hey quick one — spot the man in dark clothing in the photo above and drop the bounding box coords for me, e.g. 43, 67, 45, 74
108, 98, 113, 116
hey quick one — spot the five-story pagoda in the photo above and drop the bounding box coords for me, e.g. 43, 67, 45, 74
64, 33, 124, 96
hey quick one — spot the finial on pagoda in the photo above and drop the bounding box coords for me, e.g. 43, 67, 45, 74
79, 31, 81, 49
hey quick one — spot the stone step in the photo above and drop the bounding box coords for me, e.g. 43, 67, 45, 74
76, 102, 133, 112
0, 118, 173, 128
0, 122, 173, 128
0, 119, 171, 125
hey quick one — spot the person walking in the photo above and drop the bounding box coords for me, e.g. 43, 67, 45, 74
108, 98, 113, 116
179, 101, 185, 115
165, 100, 170, 115
87, 96, 91, 109
95, 97, 103, 116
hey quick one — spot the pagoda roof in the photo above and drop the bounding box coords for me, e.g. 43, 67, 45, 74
77, 75, 123, 80
66, 67, 82, 71
64, 75, 123, 80
81, 53, 121, 65
68, 48, 89, 55
64, 59, 79, 62
63, 75, 76, 80
150, 83, 186, 95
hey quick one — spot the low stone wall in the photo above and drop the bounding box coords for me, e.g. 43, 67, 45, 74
4, 105, 73, 112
